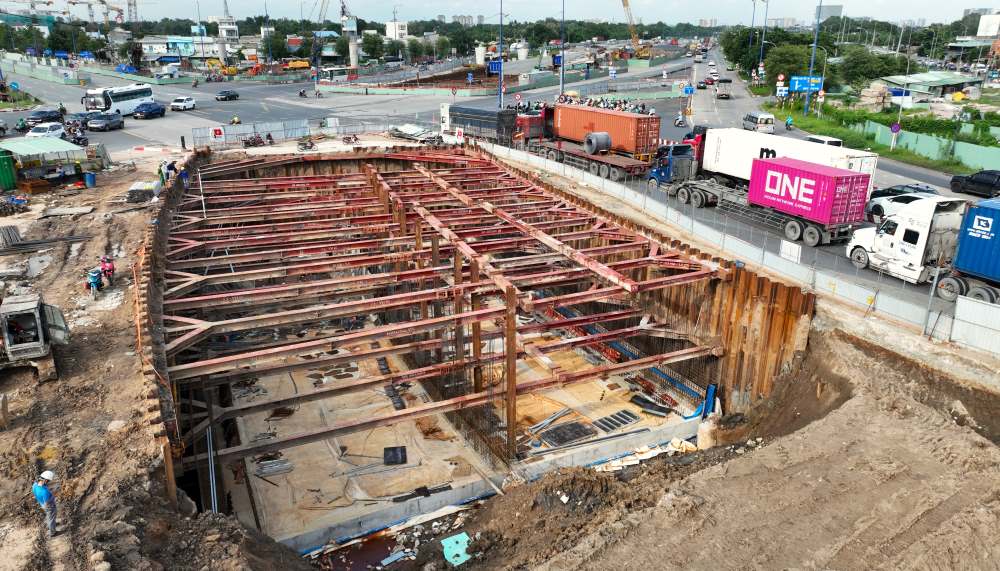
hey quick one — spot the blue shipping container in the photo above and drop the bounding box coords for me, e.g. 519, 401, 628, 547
954, 198, 1000, 284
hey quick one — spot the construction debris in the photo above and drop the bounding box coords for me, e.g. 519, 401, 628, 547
41, 206, 95, 217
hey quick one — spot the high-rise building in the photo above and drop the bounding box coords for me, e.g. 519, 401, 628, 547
477, 15, 485, 26
815, 4, 843, 22
437, 15, 445, 23
964, 8, 990, 17
385, 20, 408, 41
767, 17, 798, 29
452, 15, 474, 27
697, 18, 718, 28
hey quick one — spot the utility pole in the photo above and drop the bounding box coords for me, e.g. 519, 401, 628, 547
559, 0, 565, 96
498, 0, 504, 110
747, 0, 757, 56
758, 0, 769, 64
196, 0, 205, 59
896, 23, 905, 54
804, 0, 821, 115
892, 26, 914, 150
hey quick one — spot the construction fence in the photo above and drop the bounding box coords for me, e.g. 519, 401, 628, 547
853, 120, 1000, 171
191, 120, 310, 148
473, 140, 999, 359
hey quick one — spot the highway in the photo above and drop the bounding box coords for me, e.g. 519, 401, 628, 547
0, 54, 955, 310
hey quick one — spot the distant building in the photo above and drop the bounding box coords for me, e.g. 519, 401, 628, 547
697, 18, 718, 28
854, 16, 872, 22
477, 15, 485, 25
437, 15, 445, 22
767, 17, 798, 29
964, 8, 991, 17
815, 4, 843, 22
386, 20, 408, 41
107, 27, 133, 46
286, 35, 304, 52
260, 25, 275, 39
217, 16, 239, 42
452, 15, 474, 27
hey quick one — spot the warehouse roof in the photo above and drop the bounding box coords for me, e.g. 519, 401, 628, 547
880, 71, 983, 88
0, 137, 84, 157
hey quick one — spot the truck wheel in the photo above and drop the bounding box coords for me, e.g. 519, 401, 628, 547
783, 220, 804, 241
936, 276, 966, 302
691, 190, 706, 208
589, 162, 600, 176
967, 285, 999, 304
850, 247, 869, 269
609, 167, 622, 182
677, 186, 691, 204
803, 225, 822, 247
646, 178, 659, 191
599, 164, 610, 179
546, 150, 558, 161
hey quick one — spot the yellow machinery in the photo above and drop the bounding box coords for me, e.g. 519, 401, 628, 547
620, 0, 651, 59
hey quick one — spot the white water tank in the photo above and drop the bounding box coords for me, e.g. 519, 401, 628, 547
517, 47, 529, 61
475, 45, 487, 66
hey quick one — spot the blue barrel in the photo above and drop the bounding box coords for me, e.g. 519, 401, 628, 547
84, 172, 96, 188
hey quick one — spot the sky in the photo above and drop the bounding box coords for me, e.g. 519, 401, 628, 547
83, 1, 988, 27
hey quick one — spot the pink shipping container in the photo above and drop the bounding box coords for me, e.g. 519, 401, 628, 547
748, 157, 869, 226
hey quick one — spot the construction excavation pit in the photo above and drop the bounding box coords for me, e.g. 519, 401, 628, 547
153, 147, 813, 555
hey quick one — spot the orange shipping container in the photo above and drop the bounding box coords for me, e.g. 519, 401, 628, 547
553, 104, 661, 157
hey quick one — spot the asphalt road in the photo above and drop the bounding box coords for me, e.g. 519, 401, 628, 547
0, 55, 952, 307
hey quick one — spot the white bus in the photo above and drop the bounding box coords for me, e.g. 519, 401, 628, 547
320, 66, 354, 83
81, 83, 154, 116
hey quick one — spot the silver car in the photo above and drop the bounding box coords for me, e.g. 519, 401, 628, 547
87, 113, 125, 131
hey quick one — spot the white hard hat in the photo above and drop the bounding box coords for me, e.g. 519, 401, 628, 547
39, 470, 55, 481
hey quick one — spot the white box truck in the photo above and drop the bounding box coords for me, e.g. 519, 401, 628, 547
699, 128, 879, 191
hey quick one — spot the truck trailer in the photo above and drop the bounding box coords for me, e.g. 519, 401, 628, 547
846, 197, 1000, 303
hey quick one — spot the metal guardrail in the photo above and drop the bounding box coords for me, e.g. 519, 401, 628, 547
191, 119, 309, 148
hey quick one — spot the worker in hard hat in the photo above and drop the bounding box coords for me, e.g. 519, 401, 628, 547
32, 471, 58, 537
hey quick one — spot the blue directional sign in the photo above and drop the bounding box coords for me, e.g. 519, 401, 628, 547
683, 85, 695, 96
775, 85, 789, 97
467, 72, 474, 85
9, 82, 18, 92
488, 60, 502, 74
789, 75, 823, 93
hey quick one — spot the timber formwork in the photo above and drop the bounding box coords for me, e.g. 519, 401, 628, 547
165, 148, 738, 473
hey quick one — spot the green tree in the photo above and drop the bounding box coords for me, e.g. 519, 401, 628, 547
361, 33, 384, 60
763, 44, 813, 87
264, 33, 289, 61
435, 36, 451, 58
386, 39, 405, 59
406, 37, 423, 62
335, 35, 350, 60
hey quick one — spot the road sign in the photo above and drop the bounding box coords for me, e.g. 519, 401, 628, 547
9, 82, 18, 91
775, 80, 784, 87
775, 86, 789, 97
466, 72, 473, 85
683, 85, 695, 96
789, 75, 823, 92
455, 127, 465, 144
211, 127, 224, 141
609, 68, 617, 79
514, 93, 522, 103
777, 73, 785, 82
890, 122, 901, 134
817, 90, 825, 103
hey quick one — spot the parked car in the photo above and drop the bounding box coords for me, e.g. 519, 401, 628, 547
215, 90, 239, 101
865, 192, 936, 222
133, 102, 166, 119
26, 108, 63, 127
87, 113, 125, 131
726, 64, 734, 71
170, 96, 196, 111
64, 111, 100, 128
26, 122, 66, 138
950, 170, 1000, 198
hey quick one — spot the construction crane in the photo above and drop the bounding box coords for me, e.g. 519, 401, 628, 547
1, 0, 55, 16
620, 0, 650, 59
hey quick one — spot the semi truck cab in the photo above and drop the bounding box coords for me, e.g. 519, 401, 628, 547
846, 197, 967, 284
647, 144, 696, 189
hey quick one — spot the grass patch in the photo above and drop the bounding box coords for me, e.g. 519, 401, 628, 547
764, 103, 976, 175
0, 92, 38, 109
746, 84, 771, 97
979, 90, 1000, 107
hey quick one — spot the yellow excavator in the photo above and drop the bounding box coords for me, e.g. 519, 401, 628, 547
620, 0, 651, 59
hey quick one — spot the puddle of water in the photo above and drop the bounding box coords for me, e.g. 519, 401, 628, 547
26, 253, 53, 278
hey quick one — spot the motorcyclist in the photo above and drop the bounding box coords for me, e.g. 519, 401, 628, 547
298, 88, 307, 97
100, 256, 115, 286
15, 117, 26, 132
192, 79, 199, 87
58, 102, 66, 115
230, 115, 241, 125
785, 116, 794, 130
314, 89, 322, 98
265, 133, 274, 145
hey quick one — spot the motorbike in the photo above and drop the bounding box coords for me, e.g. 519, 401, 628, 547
785, 122, 793, 131
265, 133, 275, 145
342, 134, 359, 145
673, 117, 686, 128
100, 257, 115, 286
15, 122, 28, 134
192, 79, 199, 88
314, 91, 323, 98
298, 90, 307, 98
230, 117, 242, 125
242, 134, 265, 148
297, 139, 316, 151
70, 134, 89, 146
85, 268, 103, 300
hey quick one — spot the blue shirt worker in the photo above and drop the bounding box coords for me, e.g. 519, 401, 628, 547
32, 470, 58, 537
